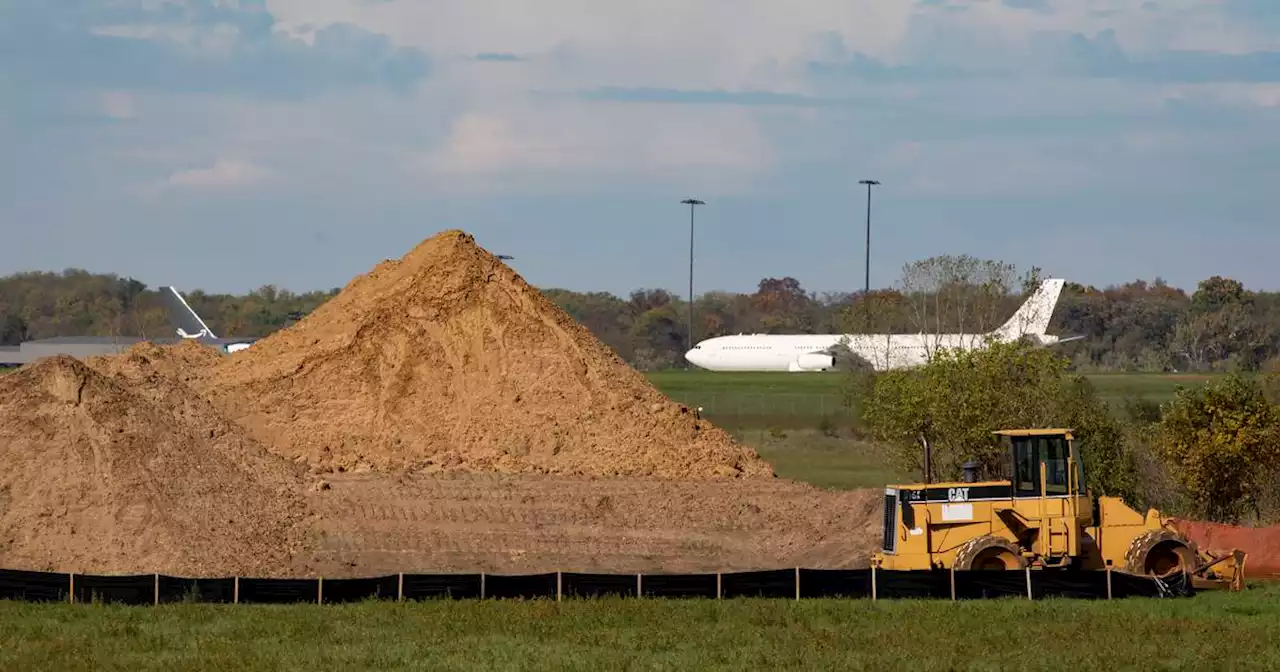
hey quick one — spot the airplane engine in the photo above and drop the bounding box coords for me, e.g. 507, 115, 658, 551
789, 353, 835, 371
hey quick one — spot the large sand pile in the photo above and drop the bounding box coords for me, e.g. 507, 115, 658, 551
202, 230, 772, 479
0, 353, 311, 577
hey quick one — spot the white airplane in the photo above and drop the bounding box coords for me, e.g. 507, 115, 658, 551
158, 286, 256, 353
684, 278, 1082, 372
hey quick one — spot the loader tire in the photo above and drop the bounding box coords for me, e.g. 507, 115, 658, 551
1125, 529, 1199, 576
954, 535, 1026, 571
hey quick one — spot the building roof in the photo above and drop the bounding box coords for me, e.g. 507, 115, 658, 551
0, 334, 255, 366
23, 336, 156, 345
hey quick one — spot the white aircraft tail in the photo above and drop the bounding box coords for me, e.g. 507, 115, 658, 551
990, 278, 1065, 341
158, 286, 218, 340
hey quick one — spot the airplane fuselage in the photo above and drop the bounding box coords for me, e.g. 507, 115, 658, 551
684, 332, 1013, 372
684, 278, 1075, 372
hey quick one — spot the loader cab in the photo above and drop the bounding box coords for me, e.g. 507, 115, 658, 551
994, 428, 1087, 500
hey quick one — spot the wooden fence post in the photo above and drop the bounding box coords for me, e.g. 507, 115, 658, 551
716, 572, 721, 600
480, 572, 486, 599
1106, 567, 1113, 600
794, 567, 800, 601
1025, 567, 1032, 600
318, 577, 324, 605
636, 573, 642, 599
233, 576, 240, 604
397, 572, 404, 602
69, 573, 75, 604
556, 572, 562, 602
154, 573, 160, 606
950, 567, 956, 601
871, 565, 877, 601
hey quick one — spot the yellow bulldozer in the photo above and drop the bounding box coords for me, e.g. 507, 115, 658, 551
870, 428, 1246, 591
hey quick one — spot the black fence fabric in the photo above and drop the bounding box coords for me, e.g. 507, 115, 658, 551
0, 567, 1195, 605
561, 573, 637, 599
0, 569, 69, 603
798, 569, 872, 599
642, 573, 719, 599
157, 576, 236, 604
322, 576, 400, 604
402, 573, 481, 600
73, 574, 156, 606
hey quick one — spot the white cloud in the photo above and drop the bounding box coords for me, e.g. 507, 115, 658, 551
266, 0, 920, 90
415, 99, 775, 195
164, 159, 275, 188
266, 0, 1275, 92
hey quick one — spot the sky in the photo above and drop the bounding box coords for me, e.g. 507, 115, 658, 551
2, 0, 1278, 298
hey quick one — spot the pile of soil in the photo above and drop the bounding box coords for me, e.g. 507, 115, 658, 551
0, 354, 311, 577
202, 230, 772, 479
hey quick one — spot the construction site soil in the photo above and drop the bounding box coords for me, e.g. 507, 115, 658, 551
0, 231, 882, 577
0, 352, 310, 577
201, 230, 771, 479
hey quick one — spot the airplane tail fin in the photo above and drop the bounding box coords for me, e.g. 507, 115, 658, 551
990, 278, 1065, 341
158, 286, 217, 340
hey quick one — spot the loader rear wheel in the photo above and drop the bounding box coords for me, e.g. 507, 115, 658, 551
954, 535, 1026, 571
1125, 529, 1199, 576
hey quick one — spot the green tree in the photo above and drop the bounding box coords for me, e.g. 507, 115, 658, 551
1156, 373, 1280, 523
0, 312, 29, 346
897, 255, 1041, 355
857, 339, 1135, 499
1171, 276, 1267, 371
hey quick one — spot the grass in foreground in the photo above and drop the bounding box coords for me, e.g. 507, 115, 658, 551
2, 583, 1277, 670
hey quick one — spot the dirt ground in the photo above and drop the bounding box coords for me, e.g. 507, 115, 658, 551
295, 473, 883, 577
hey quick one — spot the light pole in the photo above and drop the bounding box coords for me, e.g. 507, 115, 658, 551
681, 198, 705, 360
858, 180, 880, 297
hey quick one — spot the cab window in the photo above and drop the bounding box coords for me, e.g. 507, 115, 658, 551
1044, 436, 1069, 495
1013, 437, 1040, 497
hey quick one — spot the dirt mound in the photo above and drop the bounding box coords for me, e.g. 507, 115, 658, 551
0, 355, 311, 577
202, 229, 772, 479
85, 340, 222, 400
94, 339, 224, 375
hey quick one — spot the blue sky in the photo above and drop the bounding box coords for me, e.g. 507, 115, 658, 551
2, 0, 1278, 298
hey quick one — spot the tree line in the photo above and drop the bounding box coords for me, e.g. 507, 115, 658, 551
3, 256, 1277, 374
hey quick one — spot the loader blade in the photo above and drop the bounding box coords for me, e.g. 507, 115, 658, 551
1190, 549, 1247, 592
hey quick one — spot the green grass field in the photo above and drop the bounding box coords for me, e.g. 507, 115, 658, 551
2, 583, 1277, 670
647, 370, 1222, 428
733, 427, 905, 489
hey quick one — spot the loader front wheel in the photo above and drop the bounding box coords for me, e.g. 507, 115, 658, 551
1125, 529, 1199, 576
954, 536, 1026, 571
